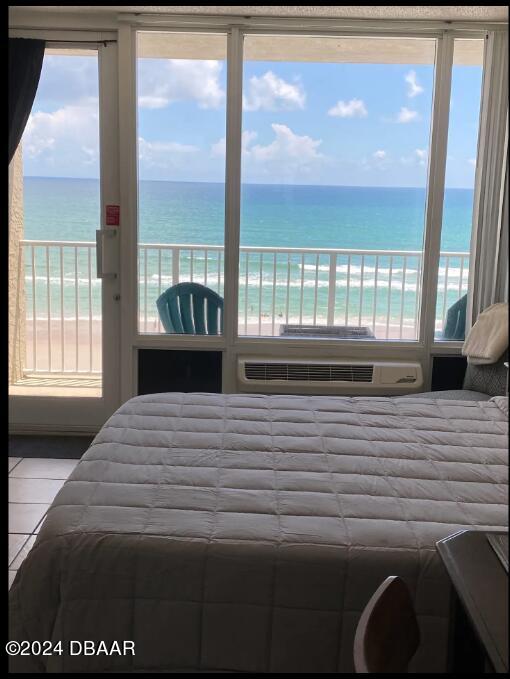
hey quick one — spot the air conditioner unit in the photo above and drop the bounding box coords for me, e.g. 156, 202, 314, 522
238, 357, 423, 390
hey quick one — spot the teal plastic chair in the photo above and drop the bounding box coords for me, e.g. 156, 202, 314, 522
156, 283, 224, 335
442, 294, 467, 340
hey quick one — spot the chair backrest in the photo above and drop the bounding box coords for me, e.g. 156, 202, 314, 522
156, 283, 224, 335
443, 294, 467, 340
353, 576, 420, 673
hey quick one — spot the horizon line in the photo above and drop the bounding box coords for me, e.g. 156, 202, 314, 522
22, 175, 475, 191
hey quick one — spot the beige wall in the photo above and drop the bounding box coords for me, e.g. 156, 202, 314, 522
9, 145, 26, 384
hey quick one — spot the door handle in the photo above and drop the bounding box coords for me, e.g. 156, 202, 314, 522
96, 229, 117, 279
96, 229, 103, 278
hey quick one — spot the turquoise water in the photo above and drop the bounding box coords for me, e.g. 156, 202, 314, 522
24, 176, 472, 250
23, 177, 472, 330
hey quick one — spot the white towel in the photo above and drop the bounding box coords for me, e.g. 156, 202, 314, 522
462, 302, 508, 364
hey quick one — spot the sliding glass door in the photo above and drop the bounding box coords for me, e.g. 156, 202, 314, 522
9, 41, 121, 430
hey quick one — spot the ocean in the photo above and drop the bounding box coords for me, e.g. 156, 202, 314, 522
24, 176, 472, 250
22, 177, 473, 334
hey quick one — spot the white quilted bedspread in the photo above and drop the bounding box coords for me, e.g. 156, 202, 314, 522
9, 393, 508, 673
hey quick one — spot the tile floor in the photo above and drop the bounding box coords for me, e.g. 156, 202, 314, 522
8, 457, 79, 590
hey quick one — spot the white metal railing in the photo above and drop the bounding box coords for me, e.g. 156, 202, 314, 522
19, 239, 470, 374
21, 240, 99, 376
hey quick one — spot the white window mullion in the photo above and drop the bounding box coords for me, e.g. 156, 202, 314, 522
98, 41, 122, 412
419, 33, 454, 380
117, 24, 138, 401
222, 27, 244, 393
468, 31, 509, 325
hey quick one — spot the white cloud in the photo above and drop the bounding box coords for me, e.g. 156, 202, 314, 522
328, 98, 367, 118
242, 130, 258, 149
213, 125, 323, 170
24, 131, 56, 157
211, 130, 257, 157
23, 99, 100, 171
137, 136, 207, 179
243, 123, 328, 184
35, 55, 99, 108
138, 137, 198, 161
468, 158, 477, 167
396, 107, 420, 123
81, 146, 97, 165
138, 59, 225, 109
399, 148, 428, 167
415, 148, 428, 166
365, 149, 392, 171
405, 70, 424, 98
215, 123, 324, 182
243, 71, 305, 111
248, 124, 323, 164
210, 138, 226, 157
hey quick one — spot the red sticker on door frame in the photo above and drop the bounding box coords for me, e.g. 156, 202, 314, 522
106, 205, 120, 226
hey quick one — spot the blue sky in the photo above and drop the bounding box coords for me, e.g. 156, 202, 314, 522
22, 53, 482, 188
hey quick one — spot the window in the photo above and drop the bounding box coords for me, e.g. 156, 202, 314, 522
136, 32, 227, 335
130, 28, 488, 347
434, 38, 484, 341
238, 35, 436, 340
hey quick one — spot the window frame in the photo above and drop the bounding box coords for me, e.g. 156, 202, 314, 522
432, 35, 487, 347
128, 26, 483, 346
236, 31, 445, 347
117, 20, 493, 395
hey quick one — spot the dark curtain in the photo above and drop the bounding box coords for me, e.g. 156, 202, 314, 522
8, 38, 45, 165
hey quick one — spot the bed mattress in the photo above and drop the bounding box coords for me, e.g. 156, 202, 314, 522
9, 393, 508, 673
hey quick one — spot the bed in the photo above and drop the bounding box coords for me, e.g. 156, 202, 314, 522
9, 392, 508, 673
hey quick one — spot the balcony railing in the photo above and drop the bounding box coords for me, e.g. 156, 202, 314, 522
20, 239, 470, 375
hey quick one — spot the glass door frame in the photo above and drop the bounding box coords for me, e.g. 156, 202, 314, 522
118, 25, 235, 399
8, 32, 122, 432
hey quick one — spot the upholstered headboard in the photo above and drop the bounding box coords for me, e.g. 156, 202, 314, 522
463, 350, 508, 397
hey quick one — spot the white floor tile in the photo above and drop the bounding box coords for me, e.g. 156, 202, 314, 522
9, 570, 16, 590
8, 534, 29, 566
10, 534, 37, 570
8, 503, 49, 534
8, 458, 22, 472
9, 477, 65, 504
10, 458, 78, 480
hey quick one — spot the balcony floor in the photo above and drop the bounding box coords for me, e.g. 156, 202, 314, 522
9, 373, 101, 398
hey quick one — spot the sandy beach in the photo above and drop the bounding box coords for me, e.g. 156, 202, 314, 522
22, 316, 424, 375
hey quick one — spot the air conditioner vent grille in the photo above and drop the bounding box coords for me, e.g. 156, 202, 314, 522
244, 362, 374, 383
